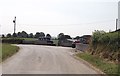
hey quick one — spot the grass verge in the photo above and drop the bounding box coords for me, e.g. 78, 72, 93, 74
0, 44, 19, 62
76, 53, 118, 74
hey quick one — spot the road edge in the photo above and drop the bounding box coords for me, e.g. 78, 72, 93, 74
73, 54, 105, 74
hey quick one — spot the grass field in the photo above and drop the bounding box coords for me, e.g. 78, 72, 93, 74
0, 44, 19, 62
76, 53, 119, 74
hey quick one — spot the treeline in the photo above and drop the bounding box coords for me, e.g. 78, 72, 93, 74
2, 31, 51, 39
89, 30, 120, 61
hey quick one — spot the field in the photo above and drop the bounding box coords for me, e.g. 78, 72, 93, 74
76, 53, 118, 74
0, 44, 19, 62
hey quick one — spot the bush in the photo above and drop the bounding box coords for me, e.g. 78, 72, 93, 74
92, 30, 106, 45
2, 38, 24, 44
90, 30, 120, 61
92, 30, 119, 49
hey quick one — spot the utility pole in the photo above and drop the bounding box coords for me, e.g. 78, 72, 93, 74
13, 16, 16, 34
116, 19, 118, 31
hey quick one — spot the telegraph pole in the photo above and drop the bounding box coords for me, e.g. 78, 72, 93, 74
13, 16, 16, 34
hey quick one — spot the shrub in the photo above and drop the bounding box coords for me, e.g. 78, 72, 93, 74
2, 38, 24, 44
90, 30, 120, 61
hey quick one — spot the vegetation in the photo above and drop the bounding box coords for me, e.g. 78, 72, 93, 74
1, 44, 19, 62
89, 30, 120, 61
76, 53, 118, 74
2, 31, 51, 39
76, 30, 120, 74
52, 39, 59, 46
2, 38, 36, 40
58, 33, 72, 46
2, 38, 24, 44
34, 32, 45, 38
74, 36, 80, 40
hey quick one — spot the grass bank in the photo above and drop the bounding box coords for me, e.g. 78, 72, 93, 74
0, 44, 19, 62
90, 30, 120, 61
76, 53, 119, 75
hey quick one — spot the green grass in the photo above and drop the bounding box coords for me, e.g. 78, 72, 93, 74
76, 53, 119, 74
52, 39, 58, 46
19, 38, 37, 41
0, 44, 19, 62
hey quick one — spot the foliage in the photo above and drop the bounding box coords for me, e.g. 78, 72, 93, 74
34, 32, 45, 38
90, 30, 120, 61
92, 30, 106, 45
2, 38, 24, 44
46, 34, 51, 39
28, 33, 34, 38
76, 53, 118, 74
58, 33, 72, 46
92, 30, 119, 48
74, 36, 80, 39
2, 34, 5, 38
64, 35, 72, 39
13, 33, 17, 37
2, 31, 47, 39
6, 33, 12, 38
58, 33, 64, 40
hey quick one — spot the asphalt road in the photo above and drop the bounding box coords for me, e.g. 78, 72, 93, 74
2, 45, 98, 74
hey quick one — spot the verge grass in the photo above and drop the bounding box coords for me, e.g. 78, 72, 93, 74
0, 44, 19, 62
76, 53, 118, 74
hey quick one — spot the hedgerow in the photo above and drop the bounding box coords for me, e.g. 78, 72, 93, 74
90, 30, 120, 61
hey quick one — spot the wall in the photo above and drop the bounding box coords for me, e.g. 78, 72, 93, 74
76, 43, 89, 51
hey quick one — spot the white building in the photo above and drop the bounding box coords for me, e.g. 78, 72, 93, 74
118, 1, 120, 29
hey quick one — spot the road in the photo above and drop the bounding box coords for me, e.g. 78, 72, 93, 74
2, 45, 98, 74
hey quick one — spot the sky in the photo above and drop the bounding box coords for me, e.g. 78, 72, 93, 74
0, 0, 119, 37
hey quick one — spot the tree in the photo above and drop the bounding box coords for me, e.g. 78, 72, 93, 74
46, 34, 51, 38
13, 33, 17, 37
74, 36, 80, 40
39, 32, 45, 37
58, 33, 64, 40
58, 33, 65, 46
21, 31, 28, 38
64, 35, 72, 39
2, 34, 5, 38
28, 33, 34, 38
34, 32, 40, 38
17, 32, 22, 37
46, 34, 51, 40
7, 33, 12, 38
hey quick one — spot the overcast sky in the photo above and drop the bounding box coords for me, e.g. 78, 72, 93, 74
0, 0, 119, 37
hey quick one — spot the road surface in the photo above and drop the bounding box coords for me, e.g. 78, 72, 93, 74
2, 45, 98, 74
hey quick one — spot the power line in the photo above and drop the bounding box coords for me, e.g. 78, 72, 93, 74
16, 19, 115, 26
